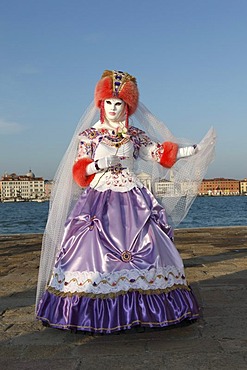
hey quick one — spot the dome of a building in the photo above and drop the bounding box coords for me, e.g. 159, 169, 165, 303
26, 169, 35, 178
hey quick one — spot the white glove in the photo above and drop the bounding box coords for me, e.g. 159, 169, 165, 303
86, 155, 120, 175
177, 145, 198, 159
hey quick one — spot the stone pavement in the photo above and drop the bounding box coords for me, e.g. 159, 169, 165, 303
0, 227, 247, 370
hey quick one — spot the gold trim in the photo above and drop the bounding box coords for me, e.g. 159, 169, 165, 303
121, 250, 132, 262
37, 311, 199, 332
101, 70, 137, 93
47, 284, 190, 299
52, 270, 186, 288
102, 136, 130, 148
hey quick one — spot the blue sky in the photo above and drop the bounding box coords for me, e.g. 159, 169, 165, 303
0, 0, 246, 180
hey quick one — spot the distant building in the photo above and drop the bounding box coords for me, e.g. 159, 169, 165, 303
137, 172, 152, 191
199, 178, 240, 196
0, 170, 45, 202
154, 178, 176, 196
44, 180, 54, 199
137, 171, 199, 197
1, 170, 246, 202
137, 171, 175, 195
137, 175, 245, 197
180, 181, 199, 196
240, 178, 247, 195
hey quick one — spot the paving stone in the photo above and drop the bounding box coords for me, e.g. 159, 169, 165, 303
0, 227, 247, 369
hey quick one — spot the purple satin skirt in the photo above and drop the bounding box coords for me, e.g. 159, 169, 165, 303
36, 187, 199, 333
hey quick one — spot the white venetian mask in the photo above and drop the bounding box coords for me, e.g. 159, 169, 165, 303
104, 98, 126, 123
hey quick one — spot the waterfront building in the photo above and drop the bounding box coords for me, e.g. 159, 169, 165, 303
137, 171, 199, 197
199, 178, 240, 196
153, 170, 175, 196
137, 172, 176, 196
137, 172, 152, 191
180, 181, 199, 196
154, 178, 176, 196
0, 170, 45, 202
44, 180, 54, 199
1, 170, 245, 201
240, 178, 247, 195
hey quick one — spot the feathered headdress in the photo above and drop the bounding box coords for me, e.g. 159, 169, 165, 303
95, 70, 139, 126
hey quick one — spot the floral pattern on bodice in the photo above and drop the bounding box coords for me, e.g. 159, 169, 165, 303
76, 125, 164, 192
77, 126, 154, 161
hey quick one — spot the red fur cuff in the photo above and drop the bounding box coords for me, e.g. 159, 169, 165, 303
159, 142, 179, 168
72, 158, 95, 187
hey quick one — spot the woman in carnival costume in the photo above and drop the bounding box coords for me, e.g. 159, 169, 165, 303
36, 70, 216, 333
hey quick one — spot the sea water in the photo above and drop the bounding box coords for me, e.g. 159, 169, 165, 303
0, 196, 246, 234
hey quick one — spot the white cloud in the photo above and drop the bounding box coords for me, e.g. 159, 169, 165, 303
0, 118, 26, 135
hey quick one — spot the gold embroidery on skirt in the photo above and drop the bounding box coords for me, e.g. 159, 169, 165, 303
47, 284, 190, 299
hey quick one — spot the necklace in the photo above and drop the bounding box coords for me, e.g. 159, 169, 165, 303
102, 135, 130, 148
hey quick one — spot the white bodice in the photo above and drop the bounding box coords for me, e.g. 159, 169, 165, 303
76, 123, 162, 192
90, 140, 143, 192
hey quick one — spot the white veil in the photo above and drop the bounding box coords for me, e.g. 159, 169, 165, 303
133, 102, 216, 225
35, 100, 216, 310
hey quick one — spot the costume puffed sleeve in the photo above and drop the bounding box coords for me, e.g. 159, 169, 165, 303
72, 129, 96, 187
137, 129, 178, 168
